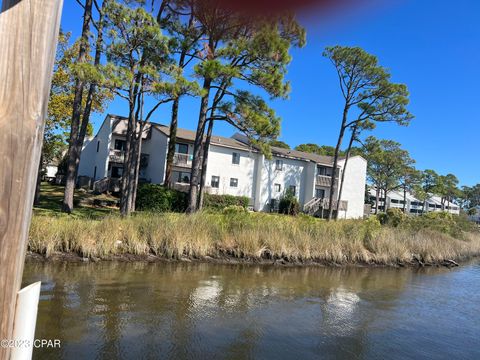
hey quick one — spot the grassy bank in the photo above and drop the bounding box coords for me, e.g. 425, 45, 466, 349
29, 211, 480, 267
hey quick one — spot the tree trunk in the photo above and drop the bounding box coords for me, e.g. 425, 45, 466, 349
130, 128, 144, 212
62, 0, 93, 213
334, 124, 357, 219
328, 105, 349, 220
165, 97, 180, 188
403, 185, 407, 213
384, 189, 389, 211
198, 119, 214, 210
187, 77, 212, 213
120, 109, 136, 216
375, 186, 380, 214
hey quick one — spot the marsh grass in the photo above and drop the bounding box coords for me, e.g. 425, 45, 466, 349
29, 212, 480, 265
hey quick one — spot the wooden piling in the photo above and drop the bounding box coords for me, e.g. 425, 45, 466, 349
0, 0, 63, 358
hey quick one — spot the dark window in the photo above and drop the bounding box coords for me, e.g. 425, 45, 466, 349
274, 183, 281, 192
96, 141, 100, 152
93, 166, 97, 180
111, 166, 123, 178
114, 139, 126, 151
316, 188, 325, 198
275, 159, 283, 171
289, 185, 296, 196
232, 152, 240, 165
173, 171, 190, 183
211, 176, 220, 188
429, 203, 435, 208
317, 166, 332, 176
175, 143, 189, 154
230, 178, 238, 187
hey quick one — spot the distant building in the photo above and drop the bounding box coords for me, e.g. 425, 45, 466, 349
367, 188, 460, 216
78, 114, 368, 219
469, 207, 480, 224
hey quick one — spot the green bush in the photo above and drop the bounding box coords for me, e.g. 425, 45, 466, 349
203, 193, 250, 210
136, 184, 187, 212
278, 190, 300, 216
222, 205, 248, 215
377, 208, 406, 227
403, 211, 475, 239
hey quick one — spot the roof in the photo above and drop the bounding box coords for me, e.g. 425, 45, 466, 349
269, 146, 336, 166
152, 124, 253, 152
106, 113, 338, 165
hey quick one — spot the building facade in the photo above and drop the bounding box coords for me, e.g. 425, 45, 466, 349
78, 115, 368, 219
367, 188, 461, 215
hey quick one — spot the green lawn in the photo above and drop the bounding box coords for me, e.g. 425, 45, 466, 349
33, 182, 119, 219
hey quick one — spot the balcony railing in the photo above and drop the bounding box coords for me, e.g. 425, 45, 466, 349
316, 175, 333, 187
173, 152, 193, 167
304, 197, 348, 215
109, 149, 125, 163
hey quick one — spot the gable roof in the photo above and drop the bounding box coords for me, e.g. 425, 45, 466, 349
106, 113, 339, 166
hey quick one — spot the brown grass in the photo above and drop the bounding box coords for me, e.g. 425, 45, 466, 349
28, 212, 480, 266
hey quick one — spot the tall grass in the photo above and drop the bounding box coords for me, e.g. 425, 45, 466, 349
28, 212, 480, 265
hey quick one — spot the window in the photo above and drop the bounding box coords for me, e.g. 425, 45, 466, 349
175, 143, 189, 154
317, 166, 332, 176
173, 171, 191, 183
289, 185, 296, 196
232, 152, 240, 165
96, 141, 100, 152
274, 183, 281, 193
275, 159, 283, 171
315, 188, 325, 198
211, 176, 220, 188
114, 139, 126, 151
111, 166, 123, 178
230, 178, 238, 187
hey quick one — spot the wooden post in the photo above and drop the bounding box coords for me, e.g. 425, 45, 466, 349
0, 1, 63, 359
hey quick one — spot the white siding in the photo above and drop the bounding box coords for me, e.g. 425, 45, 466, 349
141, 128, 168, 184
338, 156, 367, 219
204, 145, 257, 200
78, 116, 111, 181
258, 156, 307, 211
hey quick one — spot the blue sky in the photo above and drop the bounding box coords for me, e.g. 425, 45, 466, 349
59, 0, 480, 186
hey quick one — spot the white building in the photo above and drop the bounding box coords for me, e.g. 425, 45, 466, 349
367, 188, 461, 216
78, 114, 367, 219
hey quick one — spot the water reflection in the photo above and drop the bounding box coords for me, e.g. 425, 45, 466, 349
22, 261, 480, 360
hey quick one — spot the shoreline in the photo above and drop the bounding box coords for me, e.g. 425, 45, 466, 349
25, 251, 469, 269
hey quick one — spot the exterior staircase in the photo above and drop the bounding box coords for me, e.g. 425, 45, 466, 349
303, 197, 348, 216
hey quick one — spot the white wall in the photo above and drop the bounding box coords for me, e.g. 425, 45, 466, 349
204, 145, 257, 201
258, 155, 307, 211
338, 156, 367, 219
141, 128, 168, 184
78, 116, 111, 181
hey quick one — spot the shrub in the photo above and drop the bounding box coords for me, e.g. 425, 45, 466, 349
203, 193, 250, 210
136, 184, 187, 212
404, 211, 475, 239
278, 190, 300, 216
222, 205, 247, 215
377, 208, 406, 227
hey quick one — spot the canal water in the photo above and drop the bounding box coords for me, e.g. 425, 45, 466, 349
22, 261, 480, 359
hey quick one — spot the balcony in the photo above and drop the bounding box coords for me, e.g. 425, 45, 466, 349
316, 175, 334, 187
173, 152, 193, 167
109, 149, 125, 163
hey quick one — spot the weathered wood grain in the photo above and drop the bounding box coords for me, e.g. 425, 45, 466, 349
0, 1, 63, 358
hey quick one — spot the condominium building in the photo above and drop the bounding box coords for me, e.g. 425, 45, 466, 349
367, 188, 460, 215
78, 114, 367, 219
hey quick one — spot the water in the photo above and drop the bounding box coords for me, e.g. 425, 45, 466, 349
22, 261, 480, 359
